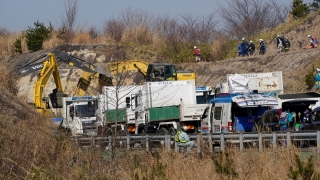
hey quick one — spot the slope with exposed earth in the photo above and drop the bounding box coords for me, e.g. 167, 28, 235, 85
192, 49, 320, 94
4, 44, 320, 107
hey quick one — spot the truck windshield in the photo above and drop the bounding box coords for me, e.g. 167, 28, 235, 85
202, 107, 209, 119
74, 104, 96, 117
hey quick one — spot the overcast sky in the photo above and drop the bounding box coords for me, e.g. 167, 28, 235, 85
0, 0, 314, 32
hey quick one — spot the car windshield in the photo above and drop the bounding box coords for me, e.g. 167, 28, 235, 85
74, 104, 96, 117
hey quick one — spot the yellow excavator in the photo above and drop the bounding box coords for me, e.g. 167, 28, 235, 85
14, 52, 67, 119
108, 60, 197, 83
14, 51, 112, 120
51, 51, 112, 96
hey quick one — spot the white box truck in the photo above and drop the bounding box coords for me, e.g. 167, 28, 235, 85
132, 80, 207, 134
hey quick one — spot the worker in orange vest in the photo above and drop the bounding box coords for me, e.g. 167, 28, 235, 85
308, 35, 318, 48
309, 41, 316, 49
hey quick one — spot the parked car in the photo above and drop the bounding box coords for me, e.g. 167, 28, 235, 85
253, 109, 281, 132
300, 106, 320, 130
293, 107, 320, 147
254, 99, 319, 132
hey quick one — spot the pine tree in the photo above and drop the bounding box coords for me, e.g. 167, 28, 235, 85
309, 0, 320, 12
291, 0, 310, 18
25, 21, 53, 52
13, 37, 22, 53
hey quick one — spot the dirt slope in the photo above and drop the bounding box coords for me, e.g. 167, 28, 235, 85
6, 44, 320, 105
192, 49, 320, 93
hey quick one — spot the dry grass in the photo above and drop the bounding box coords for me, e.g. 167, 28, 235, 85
1, 105, 320, 180
3, 10, 320, 180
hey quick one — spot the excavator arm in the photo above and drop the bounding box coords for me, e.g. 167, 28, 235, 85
34, 53, 64, 109
108, 60, 148, 77
51, 51, 112, 96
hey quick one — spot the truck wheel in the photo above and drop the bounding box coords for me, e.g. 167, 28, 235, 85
169, 127, 176, 135
158, 128, 168, 135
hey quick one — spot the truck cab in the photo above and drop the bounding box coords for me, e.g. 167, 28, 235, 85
61, 96, 98, 136
201, 93, 278, 134
145, 63, 177, 82
96, 85, 142, 135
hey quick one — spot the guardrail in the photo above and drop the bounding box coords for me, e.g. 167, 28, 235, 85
71, 131, 320, 153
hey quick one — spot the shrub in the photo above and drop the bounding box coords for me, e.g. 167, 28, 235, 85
288, 154, 319, 180
291, 0, 310, 19
212, 152, 238, 179
25, 21, 53, 52
305, 66, 315, 89
13, 37, 22, 53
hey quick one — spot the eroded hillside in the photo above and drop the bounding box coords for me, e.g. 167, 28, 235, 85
191, 49, 320, 93
4, 44, 320, 106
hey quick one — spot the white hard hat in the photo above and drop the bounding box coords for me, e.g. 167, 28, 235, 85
308, 35, 311, 38
316, 68, 320, 72
310, 40, 313, 43
242, 38, 245, 41
260, 39, 263, 42
250, 40, 253, 43
194, 46, 197, 49
277, 35, 280, 37
182, 126, 188, 131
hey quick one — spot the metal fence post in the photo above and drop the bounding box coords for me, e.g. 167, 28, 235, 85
259, 133, 263, 152
146, 134, 150, 152
108, 135, 112, 146
91, 136, 95, 148
175, 141, 178, 152
317, 131, 320, 153
272, 132, 277, 148
208, 134, 213, 153
287, 132, 291, 148
239, 133, 243, 151
164, 134, 168, 151
197, 134, 201, 153
126, 135, 130, 151
220, 134, 225, 151
165, 134, 171, 152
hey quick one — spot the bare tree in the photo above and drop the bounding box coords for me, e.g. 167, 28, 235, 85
180, 13, 218, 44
153, 16, 181, 47
87, 26, 100, 39
60, 0, 78, 43
218, 0, 289, 39
104, 18, 126, 46
120, 7, 153, 45
0, 27, 10, 36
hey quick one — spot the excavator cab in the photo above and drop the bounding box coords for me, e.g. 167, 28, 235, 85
145, 63, 177, 82
49, 88, 68, 108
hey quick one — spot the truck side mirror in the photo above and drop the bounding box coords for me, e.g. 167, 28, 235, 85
69, 106, 74, 118
88, 101, 93, 107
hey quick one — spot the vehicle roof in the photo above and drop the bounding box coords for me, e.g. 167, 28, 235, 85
313, 106, 320, 112
278, 92, 320, 99
209, 95, 233, 103
282, 99, 318, 106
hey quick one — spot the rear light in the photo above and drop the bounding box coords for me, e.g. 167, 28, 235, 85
219, 93, 229, 96
228, 122, 233, 132
187, 125, 194, 130
278, 109, 282, 120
